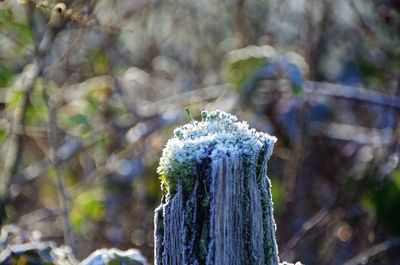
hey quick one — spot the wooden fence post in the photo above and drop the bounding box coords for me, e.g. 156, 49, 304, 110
154, 110, 280, 265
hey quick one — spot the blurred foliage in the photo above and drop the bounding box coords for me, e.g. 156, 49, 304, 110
364, 170, 400, 235
0, 226, 147, 265
0, 0, 399, 264
70, 189, 104, 231
0, 226, 76, 265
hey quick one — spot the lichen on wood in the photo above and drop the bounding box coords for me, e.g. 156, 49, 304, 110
155, 110, 279, 265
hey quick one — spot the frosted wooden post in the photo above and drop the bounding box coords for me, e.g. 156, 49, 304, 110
155, 110, 279, 265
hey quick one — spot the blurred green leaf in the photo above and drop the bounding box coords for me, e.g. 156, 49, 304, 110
393, 170, 400, 190
92, 52, 109, 76
0, 9, 14, 21
224, 57, 267, 90
12, 22, 33, 44
0, 127, 7, 145
71, 190, 105, 231
7, 89, 24, 109
26, 100, 48, 126
0, 66, 12, 87
271, 178, 285, 216
0, 9, 33, 45
364, 171, 400, 235
70, 114, 89, 126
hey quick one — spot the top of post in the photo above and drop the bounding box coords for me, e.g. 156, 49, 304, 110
157, 109, 276, 195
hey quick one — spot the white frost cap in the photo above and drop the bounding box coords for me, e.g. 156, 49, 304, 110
157, 109, 277, 180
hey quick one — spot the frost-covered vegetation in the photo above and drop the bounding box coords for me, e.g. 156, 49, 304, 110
157, 109, 276, 194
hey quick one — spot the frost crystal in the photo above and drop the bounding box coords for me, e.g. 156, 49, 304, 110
157, 109, 277, 194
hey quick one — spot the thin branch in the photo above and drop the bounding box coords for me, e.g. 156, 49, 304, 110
258, 80, 400, 110
1, 0, 75, 249
282, 101, 307, 200
284, 209, 329, 250
44, 81, 75, 250
0, 62, 39, 212
235, 0, 246, 47
21, 0, 139, 34
0, 3, 45, 212
347, 0, 400, 58
105, 32, 141, 121
47, 28, 86, 79
17, 208, 58, 227
309, 81, 400, 109
343, 237, 400, 265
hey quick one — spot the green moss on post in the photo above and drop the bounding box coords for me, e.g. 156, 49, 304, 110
155, 110, 279, 265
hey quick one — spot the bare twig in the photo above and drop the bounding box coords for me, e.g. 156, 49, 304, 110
258, 80, 400, 109
0, 1, 47, 211
343, 237, 400, 265
282, 101, 308, 199
47, 28, 86, 79
235, 0, 246, 47
0, 0, 75, 249
21, 0, 139, 34
0, 3, 45, 212
284, 209, 329, 250
33, 1, 78, 250
17, 208, 58, 227
45, 88, 75, 249
105, 32, 141, 121
0, 62, 39, 212
347, 0, 400, 58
